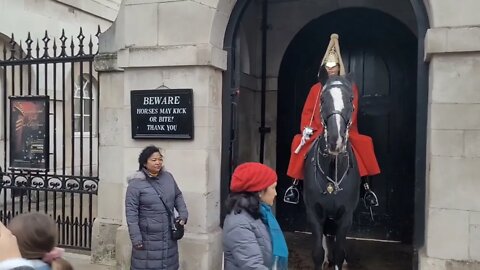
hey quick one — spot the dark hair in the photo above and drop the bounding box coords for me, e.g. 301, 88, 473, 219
138, 145, 162, 170
225, 192, 261, 219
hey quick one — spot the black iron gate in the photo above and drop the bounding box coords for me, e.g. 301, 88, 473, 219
0, 28, 100, 250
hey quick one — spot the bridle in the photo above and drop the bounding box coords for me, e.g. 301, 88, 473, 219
314, 86, 354, 194
313, 140, 350, 194
319, 88, 354, 154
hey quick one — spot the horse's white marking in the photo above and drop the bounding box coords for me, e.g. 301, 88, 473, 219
329, 87, 344, 151
335, 266, 339, 270
330, 87, 344, 112
335, 114, 342, 149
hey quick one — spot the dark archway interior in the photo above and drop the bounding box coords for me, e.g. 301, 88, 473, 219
275, 7, 418, 269
276, 7, 417, 244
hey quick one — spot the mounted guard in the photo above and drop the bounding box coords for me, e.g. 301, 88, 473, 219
284, 33, 381, 210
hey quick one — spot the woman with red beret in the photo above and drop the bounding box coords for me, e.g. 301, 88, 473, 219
222, 162, 288, 270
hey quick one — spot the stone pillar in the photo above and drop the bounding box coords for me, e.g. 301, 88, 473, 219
91, 51, 126, 266
91, 1, 226, 269
421, 26, 480, 270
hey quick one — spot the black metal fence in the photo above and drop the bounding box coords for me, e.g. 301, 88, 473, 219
0, 27, 100, 250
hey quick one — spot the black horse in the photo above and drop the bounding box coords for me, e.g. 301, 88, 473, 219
303, 75, 361, 270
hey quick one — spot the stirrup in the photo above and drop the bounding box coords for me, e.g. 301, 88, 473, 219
283, 179, 300, 204
363, 183, 379, 208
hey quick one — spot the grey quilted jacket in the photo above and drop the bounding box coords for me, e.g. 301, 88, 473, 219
125, 170, 188, 270
222, 210, 273, 270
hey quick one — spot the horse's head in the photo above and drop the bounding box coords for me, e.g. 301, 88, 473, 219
320, 75, 354, 155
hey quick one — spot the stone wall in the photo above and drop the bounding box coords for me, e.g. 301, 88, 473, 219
0, 0, 114, 40
422, 12, 480, 268
92, 1, 225, 269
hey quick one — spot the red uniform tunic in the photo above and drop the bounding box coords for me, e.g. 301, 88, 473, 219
286, 82, 381, 180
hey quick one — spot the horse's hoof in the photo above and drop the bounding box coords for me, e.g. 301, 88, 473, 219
322, 261, 347, 270
322, 261, 334, 269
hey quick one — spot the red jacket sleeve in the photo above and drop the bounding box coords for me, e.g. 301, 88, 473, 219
300, 83, 323, 134
350, 83, 360, 133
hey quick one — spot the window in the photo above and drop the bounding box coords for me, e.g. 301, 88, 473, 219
74, 74, 96, 135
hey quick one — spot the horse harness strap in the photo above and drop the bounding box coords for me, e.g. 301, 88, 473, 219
312, 139, 350, 195
323, 110, 351, 127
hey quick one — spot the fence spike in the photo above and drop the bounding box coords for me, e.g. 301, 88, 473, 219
25, 32, 33, 59
77, 27, 85, 56
59, 29, 67, 57
8, 33, 16, 60
88, 35, 93, 55
35, 39, 40, 58
42, 30, 51, 58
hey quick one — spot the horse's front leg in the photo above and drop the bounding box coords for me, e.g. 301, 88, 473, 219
332, 217, 353, 270
325, 234, 335, 266
306, 203, 327, 270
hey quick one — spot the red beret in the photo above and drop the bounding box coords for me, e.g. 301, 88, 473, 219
230, 162, 278, 193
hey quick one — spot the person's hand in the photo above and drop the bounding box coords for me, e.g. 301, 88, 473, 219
178, 219, 185, 226
302, 127, 314, 141
133, 242, 144, 250
0, 221, 22, 261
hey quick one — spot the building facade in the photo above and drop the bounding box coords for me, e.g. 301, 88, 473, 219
93, 0, 480, 269
1, 0, 480, 269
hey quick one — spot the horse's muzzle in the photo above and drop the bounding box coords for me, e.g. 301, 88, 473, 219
327, 141, 347, 155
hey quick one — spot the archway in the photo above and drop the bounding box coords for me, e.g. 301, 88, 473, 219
275, 8, 417, 268
220, 0, 429, 268
277, 7, 417, 242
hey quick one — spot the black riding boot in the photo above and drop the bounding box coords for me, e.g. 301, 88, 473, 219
362, 176, 379, 208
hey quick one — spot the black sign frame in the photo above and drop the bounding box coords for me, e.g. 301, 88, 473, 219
130, 89, 194, 139
9, 95, 50, 171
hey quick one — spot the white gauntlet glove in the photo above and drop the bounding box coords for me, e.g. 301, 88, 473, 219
302, 127, 314, 140
295, 127, 314, 154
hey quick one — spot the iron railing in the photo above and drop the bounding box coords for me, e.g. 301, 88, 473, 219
0, 27, 100, 250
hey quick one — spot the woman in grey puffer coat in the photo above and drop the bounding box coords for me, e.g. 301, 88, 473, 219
125, 146, 188, 270
223, 162, 288, 270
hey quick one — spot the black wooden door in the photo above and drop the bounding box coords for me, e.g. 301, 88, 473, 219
346, 47, 416, 242
276, 8, 417, 242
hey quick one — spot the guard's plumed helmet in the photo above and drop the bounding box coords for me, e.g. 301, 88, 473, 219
321, 33, 346, 75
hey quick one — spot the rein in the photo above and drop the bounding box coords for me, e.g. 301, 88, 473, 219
312, 137, 351, 195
